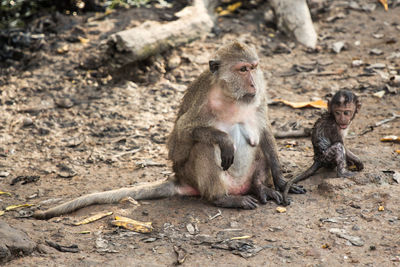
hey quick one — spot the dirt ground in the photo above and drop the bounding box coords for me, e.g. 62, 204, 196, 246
1, 1, 399, 266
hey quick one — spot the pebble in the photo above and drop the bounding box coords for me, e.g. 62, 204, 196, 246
369, 48, 383, 55
0, 171, 10, 177
352, 60, 363, 67
332, 41, 345, 54
22, 117, 33, 126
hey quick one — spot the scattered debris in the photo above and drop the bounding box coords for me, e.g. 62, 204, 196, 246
173, 245, 188, 265
211, 239, 269, 258
45, 240, 79, 253
209, 209, 222, 220
10, 175, 40, 185
73, 211, 113, 226
329, 228, 364, 247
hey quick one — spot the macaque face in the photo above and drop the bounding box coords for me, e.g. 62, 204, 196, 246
231, 61, 259, 102
332, 103, 356, 129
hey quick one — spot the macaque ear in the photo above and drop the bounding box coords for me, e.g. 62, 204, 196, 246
209, 60, 220, 73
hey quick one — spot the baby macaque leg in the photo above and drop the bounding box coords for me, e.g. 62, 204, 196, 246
322, 142, 354, 177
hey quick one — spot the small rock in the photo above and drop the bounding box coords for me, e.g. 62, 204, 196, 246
372, 33, 384, 39
56, 43, 69, 54
186, 223, 196, 235
22, 117, 33, 127
167, 54, 181, 70
352, 59, 363, 67
369, 48, 383, 55
0, 171, 10, 177
55, 98, 74, 109
332, 41, 346, 54
352, 225, 360, 231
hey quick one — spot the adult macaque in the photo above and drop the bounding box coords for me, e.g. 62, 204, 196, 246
34, 41, 305, 220
282, 90, 363, 205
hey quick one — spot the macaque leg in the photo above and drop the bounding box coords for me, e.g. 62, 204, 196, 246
182, 143, 258, 209
346, 149, 364, 171
322, 142, 354, 177
251, 157, 282, 204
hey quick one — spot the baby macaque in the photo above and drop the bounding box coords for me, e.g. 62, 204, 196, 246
283, 90, 363, 205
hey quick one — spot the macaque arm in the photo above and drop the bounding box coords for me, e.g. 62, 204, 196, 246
192, 126, 235, 170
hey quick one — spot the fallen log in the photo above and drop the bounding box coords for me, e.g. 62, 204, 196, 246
106, 0, 215, 69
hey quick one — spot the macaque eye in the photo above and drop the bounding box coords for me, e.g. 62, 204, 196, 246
344, 111, 351, 116
239, 66, 247, 72
335, 111, 341, 116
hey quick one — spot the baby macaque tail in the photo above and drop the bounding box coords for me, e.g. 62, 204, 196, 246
33, 179, 178, 220
282, 161, 321, 206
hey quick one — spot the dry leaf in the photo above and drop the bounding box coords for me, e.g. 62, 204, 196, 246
73, 211, 113, 226
217, 2, 242, 16
0, 191, 11, 196
227, 2, 242, 12
111, 215, 153, 233
396, 150, 400, 154
273, 99, 328, 109
381, 135, 400, 143
5, 204, 34, 211
378, 205, 385, 211
379, 0, 388, 11
276, 206, 287, 213
0, 210, 4, 216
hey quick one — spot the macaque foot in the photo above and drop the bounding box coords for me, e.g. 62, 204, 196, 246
254, 185, 282, 204
282, 197, 292, 207
213, 195, 258, 209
